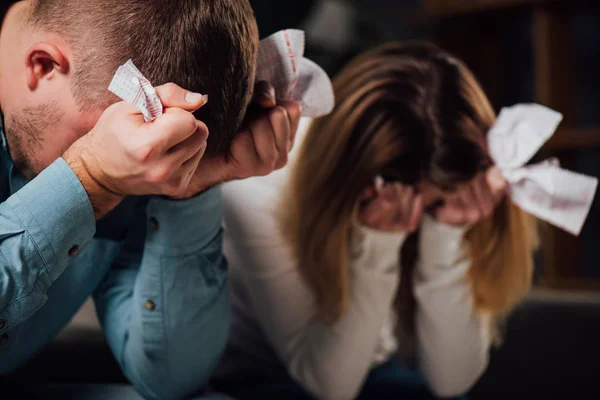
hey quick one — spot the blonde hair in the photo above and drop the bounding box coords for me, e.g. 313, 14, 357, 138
280, 42, 538, 325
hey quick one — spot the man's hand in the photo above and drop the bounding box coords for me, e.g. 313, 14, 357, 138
173, 81, 302, 199
434, 167, 507, 226
63, 83, 209, 218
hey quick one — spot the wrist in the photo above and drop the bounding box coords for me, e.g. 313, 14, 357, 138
170, 155, 231, 200
423, 213, 471, 237
351, 219, 407, 267
418, 214, 468, 265
63, 144, 123, 219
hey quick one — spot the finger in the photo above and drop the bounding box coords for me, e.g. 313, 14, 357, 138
399, 185, 414, 225
384, 185, 402, 227
389, 205, 403, 228
361, 186, 395, 229
473, 174, 494, 216
109, 100, 149, 123
359, 197, 387, 228
225, 129, 261, 180
280, 101, 303, 151
146, 108, 201, 151
155, 83, 208, 112
486, 167, 508, 202
358, 178, 385, 211
249, 115, 279, 173
381, 185, 404, 230
389, 184, 402, 222
381, 183, 399, 203
407, 194, 424, 231
267, 106, 292, 168
166, 126, 208, 168
252, 81, 277, 109
458, 186, 480, 221
435, 201, 465, 226
359, 187, 376, 206
181, 141, 207, 178
165, 146, 205, 198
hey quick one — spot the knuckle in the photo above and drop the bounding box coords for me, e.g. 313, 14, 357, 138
269, 106, 288, 121
277, 154, 289, 169
163, 82, 179, 99
186, 118, 198, 134
260, 157, 277, 175
148, 167, 171, 185
260, 164, 272, 176
254, 80, 271, 93
133, 144, 155, 163
164, 180, 183, 197
289, 101, 302, 119
483, 205, 494, 217
175, 182, 188, 197
104, 102, 121, 117
197, 122, 209, 139
170, 108, 196, 130
269, 159, 278, 172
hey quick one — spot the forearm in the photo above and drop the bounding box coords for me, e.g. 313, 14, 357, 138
0, 159, 95, 346
95, 187, 229, 400
250, 223, 406, 400
414, 215, 492, 398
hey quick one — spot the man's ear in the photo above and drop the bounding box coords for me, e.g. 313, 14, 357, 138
25, 42, 69, 91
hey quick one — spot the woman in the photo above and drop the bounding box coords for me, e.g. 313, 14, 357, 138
214, 42, 538, 399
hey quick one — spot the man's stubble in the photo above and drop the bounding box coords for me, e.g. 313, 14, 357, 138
5, 101, 64, 179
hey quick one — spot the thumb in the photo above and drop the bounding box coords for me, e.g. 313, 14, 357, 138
487, 167, 507, 194
154, 83, 208, 112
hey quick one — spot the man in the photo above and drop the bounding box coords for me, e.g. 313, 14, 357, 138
0, 0, 300, 399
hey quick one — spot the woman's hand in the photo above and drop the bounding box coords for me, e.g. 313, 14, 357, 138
434, 167, 507, 226
358, 177, 423, 232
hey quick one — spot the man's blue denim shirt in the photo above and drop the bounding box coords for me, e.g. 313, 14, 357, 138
0, 115, 230, 399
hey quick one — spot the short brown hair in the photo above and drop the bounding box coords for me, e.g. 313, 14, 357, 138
29, 0, 259, 156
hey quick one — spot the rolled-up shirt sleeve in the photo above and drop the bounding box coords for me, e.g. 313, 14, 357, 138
0, 158, 96, 335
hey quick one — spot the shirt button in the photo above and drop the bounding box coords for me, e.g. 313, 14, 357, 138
149, 217, 159, 230
0, 334, 8, 345
0, 319, 5, 330
145, 300, 156, 311
68, 245, 79, 257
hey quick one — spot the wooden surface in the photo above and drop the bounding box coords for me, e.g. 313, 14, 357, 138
544, 128, 600, 150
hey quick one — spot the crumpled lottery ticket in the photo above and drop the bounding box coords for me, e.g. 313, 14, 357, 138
488, 104, 598, 235
108, 29, 335, 122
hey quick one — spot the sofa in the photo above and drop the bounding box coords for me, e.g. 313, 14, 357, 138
6, 289, 600, 399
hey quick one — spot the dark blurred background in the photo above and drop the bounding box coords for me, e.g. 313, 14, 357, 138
253, 0, 600, 285
5, 1, 600, 399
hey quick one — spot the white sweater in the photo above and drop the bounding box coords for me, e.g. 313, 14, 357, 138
218, 119, 492, 400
